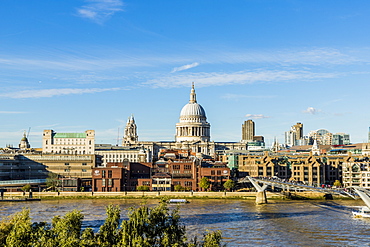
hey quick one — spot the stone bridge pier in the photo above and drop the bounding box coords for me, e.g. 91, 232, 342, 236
247, 176, 268, 204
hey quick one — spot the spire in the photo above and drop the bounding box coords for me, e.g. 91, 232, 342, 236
189, 82, 197, 103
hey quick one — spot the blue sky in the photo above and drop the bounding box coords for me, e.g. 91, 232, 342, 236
1, 0, 370, 148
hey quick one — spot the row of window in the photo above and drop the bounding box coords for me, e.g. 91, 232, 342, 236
102, 170, 113, 178
64, 169, 88, 172
102, 178, 114, 186
102, 154, 137, 159
64, 163, 87, 166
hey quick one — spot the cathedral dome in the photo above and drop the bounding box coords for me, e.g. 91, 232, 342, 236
178, 84, 207, 123
175, 83, 211, 143
180, 103, 206, 118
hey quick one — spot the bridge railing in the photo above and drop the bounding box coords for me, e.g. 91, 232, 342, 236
240, 176, 357, 198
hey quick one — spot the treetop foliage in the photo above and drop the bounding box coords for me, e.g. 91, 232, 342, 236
0, 203, 225, 247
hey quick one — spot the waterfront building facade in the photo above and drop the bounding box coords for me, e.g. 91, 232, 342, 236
92, 149, 230, 192
92, 161, 152, 192
95, 144, 149, 166
234, 151, 344, 185
42, 130, 95, 154
342, 154, 370, 188
0, 153, 48, 181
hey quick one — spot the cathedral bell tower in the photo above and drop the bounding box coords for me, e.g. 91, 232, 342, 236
122, 115, 138, 145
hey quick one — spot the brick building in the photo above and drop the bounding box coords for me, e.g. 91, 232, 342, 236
92, 160, 152, 192
92, 149, 231, 192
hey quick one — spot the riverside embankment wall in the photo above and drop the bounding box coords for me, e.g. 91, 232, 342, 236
1, 191, 341, 200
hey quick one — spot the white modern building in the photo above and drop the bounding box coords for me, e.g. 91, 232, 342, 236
42, 130, 95, 154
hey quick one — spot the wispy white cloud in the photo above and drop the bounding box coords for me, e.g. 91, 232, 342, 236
0, 111, 26, 114
0, 56, 149, 71
145, 70, 339, 88
245, 114, 271, 119
0, 87, 122, 99
76, 0, 124, 24
171, 62, 199, 73
303, 107, 321, 114
221, 93, 276, 100
0, 47, 366, 75
209, 47, 362, 66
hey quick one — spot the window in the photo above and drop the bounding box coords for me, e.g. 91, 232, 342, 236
65, 163, 69, 166
211, 170, 215, 175
217, 170, 221, 175
108, 170, 112, 178
82, 163, 87, 166
184, 165, 192, 170
102, 170, 106, 178
108, 179, 113, 186
184, 181, 192, 187
102, 179, 106, 186
82, 169, 87, 172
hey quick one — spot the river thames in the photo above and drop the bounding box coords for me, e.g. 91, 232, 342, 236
0, 199, 369, 246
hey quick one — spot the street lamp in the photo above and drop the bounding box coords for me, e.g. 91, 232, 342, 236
28, 166, 31, 181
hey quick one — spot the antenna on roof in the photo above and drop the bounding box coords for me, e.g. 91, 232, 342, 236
116, 127, 120, 146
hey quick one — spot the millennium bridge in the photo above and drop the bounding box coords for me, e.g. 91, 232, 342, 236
239, 176, 356, 204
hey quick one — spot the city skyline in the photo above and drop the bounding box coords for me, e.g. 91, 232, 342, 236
1, 1, 370, 147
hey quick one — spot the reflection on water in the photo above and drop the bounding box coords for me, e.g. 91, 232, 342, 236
1, 199, 370, 246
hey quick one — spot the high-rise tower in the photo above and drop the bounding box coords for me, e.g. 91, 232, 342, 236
241, 120, 255, 143
293, 122, 303, 139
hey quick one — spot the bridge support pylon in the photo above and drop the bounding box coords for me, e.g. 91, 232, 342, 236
255, 191, 267, 204
247, 176, 268, 204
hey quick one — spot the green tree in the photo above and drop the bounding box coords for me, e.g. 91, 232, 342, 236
21, 184, 32, 192
202, 230, 225, 247
49, 209, 84, 246
117, 202, 187, 247
46, 172, 59, 191
0, 204, 225, 247
97, 205, 121, 247
0, 215, 14, 245
223, 179, 235, 192
174, 184, 185, 191
199, 177, 211, 191
136, 185, 150, 191
3, 209, 33, 247
333, 180, 342, 187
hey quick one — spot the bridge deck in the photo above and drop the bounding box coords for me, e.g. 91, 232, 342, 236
239, 177, 356, 198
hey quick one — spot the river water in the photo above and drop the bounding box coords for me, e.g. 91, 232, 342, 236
0, 199, 369, 246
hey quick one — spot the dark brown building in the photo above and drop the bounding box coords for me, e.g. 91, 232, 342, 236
92, 160, 151, 192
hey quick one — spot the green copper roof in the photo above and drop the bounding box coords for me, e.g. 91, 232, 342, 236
53, 133, 87, 138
